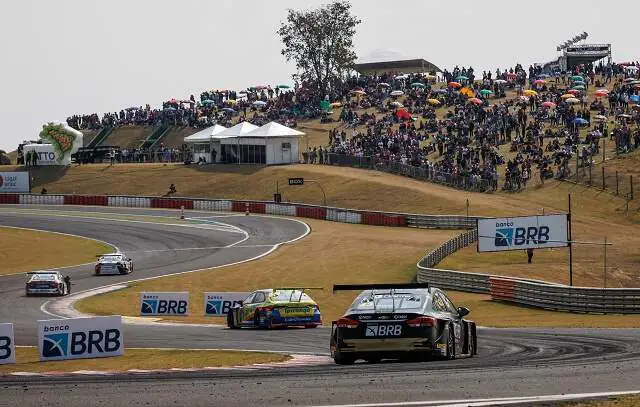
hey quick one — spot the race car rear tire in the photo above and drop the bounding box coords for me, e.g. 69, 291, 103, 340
227, 311, 238, 329
445, 324, 456, 360
333, 351, 356, 365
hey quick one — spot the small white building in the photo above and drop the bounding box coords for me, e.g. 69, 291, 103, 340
183, 121, 304, 165
183, 124, 227, 163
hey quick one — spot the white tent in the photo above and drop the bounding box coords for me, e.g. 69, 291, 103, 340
183, 124, 228, 163
183, 124, 227, 142
243, 121, 305, 138
219, 121, 304, 165
213, 121, 258, 138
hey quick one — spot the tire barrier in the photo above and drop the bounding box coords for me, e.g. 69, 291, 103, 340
0, 194, 19, 204
150, 198, 194, 210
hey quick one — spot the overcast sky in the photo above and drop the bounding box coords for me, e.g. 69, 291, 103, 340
1, 0, 637, 151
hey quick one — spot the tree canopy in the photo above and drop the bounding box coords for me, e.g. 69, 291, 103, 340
278, 0, 360, 99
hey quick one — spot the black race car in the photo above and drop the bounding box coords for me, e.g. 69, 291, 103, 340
330, 283, 477, 365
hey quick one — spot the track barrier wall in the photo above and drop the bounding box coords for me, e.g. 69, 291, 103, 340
2, 193, 640, 314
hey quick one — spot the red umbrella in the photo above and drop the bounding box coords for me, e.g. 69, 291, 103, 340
542, 101, 556, 108
595, 90, 608, 97
567, 89, 580, 95
448, 81, 462, 89
396, 108, 411, 120
469, 98, 483, 105
534, 79, 546, 85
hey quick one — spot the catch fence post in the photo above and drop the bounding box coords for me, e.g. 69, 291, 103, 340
602, 167, 605, 190
245, 202, 250, 216
180, 205, 185, 220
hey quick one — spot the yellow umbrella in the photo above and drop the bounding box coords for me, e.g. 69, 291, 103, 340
523, 89, 537, 97
225, 99, 237, 105
460, 87, 474, 98
427, 98, 441, 105
561, 94, 574, 99
331, 102, 342, 107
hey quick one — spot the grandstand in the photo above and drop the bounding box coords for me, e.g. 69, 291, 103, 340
541, 32, 611, 72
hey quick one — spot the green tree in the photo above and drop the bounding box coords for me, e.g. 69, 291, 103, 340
278, 0, 360, 99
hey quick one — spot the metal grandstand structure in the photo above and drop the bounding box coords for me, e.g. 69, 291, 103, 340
541, 32, 611, 72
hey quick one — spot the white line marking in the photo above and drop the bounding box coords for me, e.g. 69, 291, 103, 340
129, 244, 275, 254
304, 391, 640, 407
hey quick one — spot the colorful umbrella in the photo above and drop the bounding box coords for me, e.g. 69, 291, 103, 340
202, 99, 215, 104
534, 79, 546, 85
566, 97, 580, 104
351, 89, 366, 95
572, 85, 586, 90
255, 85, 269, 90
572, 80, 586, 86
594, 115, 607, 121
456, 75, 469, 81
594, 90, 608, 97
631, 95, 640, 103
390, 90, 404, 96
224, 99, 237, 105
523, 89, 538, 97
390, 101, 403, 107
573, 118, 589, 126
460, 87, 474, 98
537, 74, 550, 79
561, 93, 574, 99
495, 79, 507, 84
479, 89, 493, 96
276, 85, 291, 89
411, 82, 426, 88
252, 101, 267, 106
571, 75, 584, 81
567, 89, 580, 95
469, 98, 483, 105
378, 82, 390, 87
331, 102, 342, 108
542, 101, 557, 108
520, 96, 530, 102
448, 82, 462, 88
427, 98, 441, 105
221, 107, 235, 113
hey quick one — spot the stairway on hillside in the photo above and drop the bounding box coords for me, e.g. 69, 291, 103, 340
105, 126, 153, 149
86, 127, 113, 148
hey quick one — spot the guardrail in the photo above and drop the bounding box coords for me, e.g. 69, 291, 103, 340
415, 222, 640, 314
2, 192, 639, 314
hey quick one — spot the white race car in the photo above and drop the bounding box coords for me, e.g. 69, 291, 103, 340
25, 271, 68, 296
94, 253, 133, 275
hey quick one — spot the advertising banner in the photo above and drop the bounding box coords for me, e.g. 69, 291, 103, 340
0, 172, 30, 193
477, 214, 568, 252
38, 316, 123, 361
0, 323, 16, 364
22, 144, 66, 166
204, 292, 249, 316
140, 292, 189, 316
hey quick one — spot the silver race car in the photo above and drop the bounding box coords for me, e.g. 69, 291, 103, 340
25, 271, 68, 296
94, 253, 133, 275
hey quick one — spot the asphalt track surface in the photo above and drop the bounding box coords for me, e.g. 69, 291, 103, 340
1, 205, 640, 407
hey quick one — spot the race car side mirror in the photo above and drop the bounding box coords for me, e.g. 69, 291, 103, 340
457, 307, 470, 317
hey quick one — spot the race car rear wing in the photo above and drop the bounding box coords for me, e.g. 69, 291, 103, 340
271, 287, 324, 302
332, 283, 430, 293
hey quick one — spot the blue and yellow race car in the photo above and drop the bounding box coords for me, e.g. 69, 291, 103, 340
227, 288, 322, 329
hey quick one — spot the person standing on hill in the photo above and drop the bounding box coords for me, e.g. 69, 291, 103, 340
527, 248, 534, 264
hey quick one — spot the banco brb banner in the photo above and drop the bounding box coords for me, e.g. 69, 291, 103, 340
477, 214, 568, 252
38, 316, 123, 361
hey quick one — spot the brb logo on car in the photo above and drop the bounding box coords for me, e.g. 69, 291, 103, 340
494, 221, 551, 247
41, 323, 121, 360
140, 293, 188, 315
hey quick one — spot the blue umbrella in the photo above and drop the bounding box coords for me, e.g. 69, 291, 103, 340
163, 107, 176, 111
221, 107, 235, 113
434, 89, 448, 94
202, 99, 215, 104
573, 118, 589, 126
630, 95, 640, 103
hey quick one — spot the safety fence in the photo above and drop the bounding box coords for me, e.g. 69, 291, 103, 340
3, 192, 640, 314
0, 193, 476, 229
416, 226, 640, 314
326, 154, 496, 193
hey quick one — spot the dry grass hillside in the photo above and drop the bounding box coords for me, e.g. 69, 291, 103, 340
104, 126, 152, 148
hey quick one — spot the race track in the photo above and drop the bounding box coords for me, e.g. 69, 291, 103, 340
1, 205, 640, 407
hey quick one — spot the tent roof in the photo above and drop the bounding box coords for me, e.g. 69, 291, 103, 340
213, 122, 258, 139
184, 124, 227, 142
243, 122, 305, 138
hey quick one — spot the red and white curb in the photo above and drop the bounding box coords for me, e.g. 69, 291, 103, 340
2, 354, 332, 378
